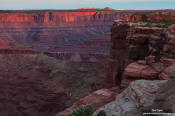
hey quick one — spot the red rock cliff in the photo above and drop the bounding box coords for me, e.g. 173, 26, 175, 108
124, 11, 175, 22
106, 20, 175, 88
0, 10, 174, 60
0, 11, 121, 26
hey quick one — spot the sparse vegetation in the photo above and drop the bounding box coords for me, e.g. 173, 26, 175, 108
68, 105, 107, 116
144, 21, 175, 28
96, 110, 107, 116
160, 21, 175, 28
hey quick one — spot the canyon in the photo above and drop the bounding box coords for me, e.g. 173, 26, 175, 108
0, 9, 175, 116
0, 9, 175, 61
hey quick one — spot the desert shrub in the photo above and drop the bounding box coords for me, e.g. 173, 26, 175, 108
68, 105, 107, 116
155, 21, 175, 28
144, 21, 175, 28
163, 21, 175, 28
68, 105, 93, 116
96, 110, 107, 116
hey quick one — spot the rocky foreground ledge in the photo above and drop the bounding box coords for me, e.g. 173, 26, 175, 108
95, 79, 175, 116
94, 80, 167, 116
56, 79, 175, 116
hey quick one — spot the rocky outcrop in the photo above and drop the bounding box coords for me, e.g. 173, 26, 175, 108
107, 21, 175, 87
55, 88, 123, 116
124, 61, 165, 79
105, 21, 131, 87
163, 24, 175, 58
94, 80, 167, 116
142, 79, 175, 113
159, 64, 175, 80
123, 10, 175, 22
95, 21, 175, 115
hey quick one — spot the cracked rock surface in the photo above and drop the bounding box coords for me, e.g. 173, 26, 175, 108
94, 80, 167, 116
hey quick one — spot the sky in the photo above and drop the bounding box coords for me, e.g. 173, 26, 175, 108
0, 0, 175, 10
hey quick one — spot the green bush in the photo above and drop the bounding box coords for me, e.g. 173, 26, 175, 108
96, 110, 107, 116
144, 21, 175, 28
163, 21, 175, 28
155, 21, 175, 28
68, 105, 107, 116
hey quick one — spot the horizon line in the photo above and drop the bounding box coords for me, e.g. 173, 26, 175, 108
0, 8, 174, 11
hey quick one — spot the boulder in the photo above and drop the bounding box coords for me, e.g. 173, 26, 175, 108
124, 61, 164, 79
142, 79, 175, 113
94, 80, 167, 116
159, 64, 175, 80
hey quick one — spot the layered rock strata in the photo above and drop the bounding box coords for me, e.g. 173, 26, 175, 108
107, 21, 175, 87
94, 80, 167, 116
0, 10, 175, 61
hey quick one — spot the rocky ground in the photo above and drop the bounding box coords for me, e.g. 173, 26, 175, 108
94, 80, 167, 116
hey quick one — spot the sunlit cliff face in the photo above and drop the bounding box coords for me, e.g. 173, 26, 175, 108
0, 10, 174, 56
0, 11, 116, 24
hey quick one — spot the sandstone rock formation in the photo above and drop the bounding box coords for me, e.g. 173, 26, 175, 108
124, 11, 175, 22
107, 21, 175, 87
94, 21, 175, 116
55, 88, 122, 116
0, 10, 120, 54
142, 79, 175, 113
163, 24, 175, 58
94, 80, 167, 116
124, 61, 164, 79
0, 10, 174, 61
159, 64, 175, 80
88, 20, 175, 116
